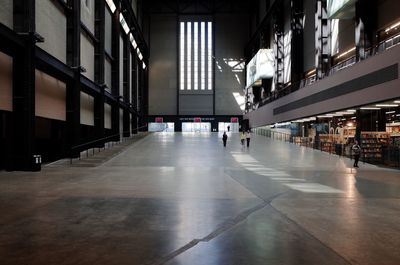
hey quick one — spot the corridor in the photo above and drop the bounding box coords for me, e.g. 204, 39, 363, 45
1, 132, 400, 265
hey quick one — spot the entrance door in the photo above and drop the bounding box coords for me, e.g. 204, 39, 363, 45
182, 122, 211, 132
218, 122, 239, 133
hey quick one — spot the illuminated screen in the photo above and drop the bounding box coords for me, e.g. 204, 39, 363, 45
246, 49, 274, 88
327, 0, 356, 18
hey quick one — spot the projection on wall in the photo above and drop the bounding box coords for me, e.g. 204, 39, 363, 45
327, 0, 356, 19
246, 49, 274, 88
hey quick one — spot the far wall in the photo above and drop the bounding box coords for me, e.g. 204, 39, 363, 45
148, 13, 248, 116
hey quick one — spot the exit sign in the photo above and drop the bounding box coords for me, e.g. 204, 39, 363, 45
231, 117, 239, 123
155, 117, 163, 123
194, 117, 202, 123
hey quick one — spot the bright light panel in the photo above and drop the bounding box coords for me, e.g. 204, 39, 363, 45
105, 0, 116, 13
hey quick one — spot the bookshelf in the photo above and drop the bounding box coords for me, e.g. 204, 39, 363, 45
361, 132, 390, 160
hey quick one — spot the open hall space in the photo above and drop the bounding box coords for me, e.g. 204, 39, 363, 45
1, 133, 399, 265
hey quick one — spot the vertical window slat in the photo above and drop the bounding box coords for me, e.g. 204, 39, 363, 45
207, 22, 212, 90
187, 22, 192, 90
180, 22, 185, 90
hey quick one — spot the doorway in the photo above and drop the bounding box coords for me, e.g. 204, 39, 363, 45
182, 122, 211, 132
218, 122, 239, 133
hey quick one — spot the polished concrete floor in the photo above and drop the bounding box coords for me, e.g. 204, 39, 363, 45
1, 132, 400, 265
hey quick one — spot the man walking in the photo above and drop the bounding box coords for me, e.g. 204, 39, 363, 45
222, 132, 228, 147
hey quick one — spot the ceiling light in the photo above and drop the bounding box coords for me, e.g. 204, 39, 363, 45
376, 104, 398, 107
385, 21, 400, 33
394, 101, 400, 104
361, 107, 381, 110
386, 111, 396, 114
105, 0, 117, 13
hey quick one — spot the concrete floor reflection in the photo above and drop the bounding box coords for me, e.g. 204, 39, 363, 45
0, 132, 400, 265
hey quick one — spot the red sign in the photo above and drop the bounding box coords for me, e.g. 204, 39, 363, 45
155, 117, 163, 123
231, 117, 239, 123
194, 117, 202, 123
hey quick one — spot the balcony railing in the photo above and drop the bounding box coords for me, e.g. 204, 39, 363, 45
246, 33, 400, 113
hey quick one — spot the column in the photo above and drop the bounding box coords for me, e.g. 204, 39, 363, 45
315, 0, 330, 79
9, 0, 36, 170
66, 0, 81, 158
94, 0, 105, 146
355, 0, 377, 61
290, 0, 304, 90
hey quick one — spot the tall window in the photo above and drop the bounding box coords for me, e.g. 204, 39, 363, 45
180, 21, 213, 91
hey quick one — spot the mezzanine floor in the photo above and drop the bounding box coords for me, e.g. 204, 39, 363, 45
0, 132, 400, 265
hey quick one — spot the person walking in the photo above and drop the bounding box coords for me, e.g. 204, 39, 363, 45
246, 130, 251, 148
227, 125, 230, 132
240, 131, 246, 146
222, 132, 228, 147
352, 140, 362, 168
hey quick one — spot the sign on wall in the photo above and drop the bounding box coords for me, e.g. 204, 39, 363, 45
231, 117, 239, 123
155, 117, 164, 123
246, 49, 274, 88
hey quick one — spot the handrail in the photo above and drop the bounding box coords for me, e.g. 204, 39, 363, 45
70, 125, 148, 152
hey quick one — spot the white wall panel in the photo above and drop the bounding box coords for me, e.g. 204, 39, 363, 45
36, 0, 67, 63
81, 0, 95, 34
0, 0, 12, 28
80, 92, 94, 126
0, 52, 12, 111
105, 8, 113, 55
105, 57, 112, 91
104, 103, 112, 129
81, 32, 95, 81
35, 70, 66, 121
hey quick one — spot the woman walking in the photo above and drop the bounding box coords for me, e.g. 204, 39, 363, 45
352, 140, 362, 168
240, 131, 246, 146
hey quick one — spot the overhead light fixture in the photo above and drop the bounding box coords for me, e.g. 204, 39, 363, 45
129, 33, 137, 49
376, 104, 398, 107
119, 14, 130, 34
361, 107, 381, 110
385, 21, 400, 33
142, 62, 146, 69
394, 101, 400, 104
337, 47, 356, 59
386, 111, 396, 114
105, 0, 117, 13
346, 109, 356, 112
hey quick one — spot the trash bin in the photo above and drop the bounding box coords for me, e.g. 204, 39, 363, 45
32, 155, 42, 172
